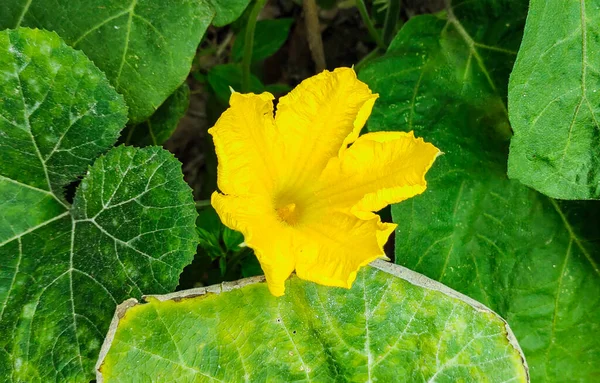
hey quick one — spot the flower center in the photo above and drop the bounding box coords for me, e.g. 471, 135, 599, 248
276, 202, 298, 225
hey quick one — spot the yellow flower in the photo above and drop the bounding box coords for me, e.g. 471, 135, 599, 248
210, 67, 440, 296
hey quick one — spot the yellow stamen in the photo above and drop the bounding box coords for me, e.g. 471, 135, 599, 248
276, 202, 297, 224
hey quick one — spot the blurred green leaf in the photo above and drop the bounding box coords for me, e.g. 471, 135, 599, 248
232, 18, 294, 62
240, 251, 263, 277
122, 83, 190, 147
196, 206, 224, 260
318, 0, 338, 10
222, 227, 244, 251
207, 64, 264, 104
264, 83, 293, 95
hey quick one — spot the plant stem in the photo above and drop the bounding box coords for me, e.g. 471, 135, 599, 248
356, 0, 385, 49
242, 0, 267, 92
382, 0, 401, 46
195, 199, 211, 208
303, 0, 327, 72
354, 47, 382, 73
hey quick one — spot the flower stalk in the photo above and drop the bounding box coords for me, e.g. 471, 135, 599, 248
356, 0, 386, 49
382, 0, 401, 46
241, 0, 267, 92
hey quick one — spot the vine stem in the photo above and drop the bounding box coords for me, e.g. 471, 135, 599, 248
356, 0, 385, 49
303, 0, 327, 72
242, 0, 267, 92
382, 0, 401, 45
195, 199, 211, 208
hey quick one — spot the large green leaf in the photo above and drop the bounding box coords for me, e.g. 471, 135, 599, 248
507, 0, 600, 200
359, 2, 600, 382
0, 28, 197, 382
122, 82, 190, 147
96, 261, 528, 382
0, 0, 212, 123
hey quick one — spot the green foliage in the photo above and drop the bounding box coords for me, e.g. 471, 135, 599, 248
196, 206, 243, 260
208, 0, 252, 27
4, 0, 600, 380
207, 64, 264, 104
507, 0, 600, 200
195, 206, 256, 279
231, 18, 294, 62
0, 0, 212, 123
122, 83, 190, 147
359, 1, 600, 381
97, 262, 528, 382
0, 28, 197, 382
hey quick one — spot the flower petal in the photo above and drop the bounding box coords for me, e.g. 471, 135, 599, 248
316, 131, 441, 219
209, 92, 282, 196
211, 192, 296, 296
274, 67, 378, 189
294, 209, 395, 288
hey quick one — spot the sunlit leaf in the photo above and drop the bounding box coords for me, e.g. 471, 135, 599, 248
97, 261, 528, 382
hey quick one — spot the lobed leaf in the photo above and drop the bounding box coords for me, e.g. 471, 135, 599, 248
96, 261, 528, 383
0, 0, 213, 123
0, 28, 197, 382
359, 1, 600, 382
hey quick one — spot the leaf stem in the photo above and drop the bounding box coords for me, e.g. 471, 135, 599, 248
355, 47, 382, 73
195, 199, 211, 208
382, 0, 401, 46
356, 0, 385, 49
242, 0, 267, 92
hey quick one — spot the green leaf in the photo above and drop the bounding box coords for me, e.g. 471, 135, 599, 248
0, 29, 127, 200
359, 2, 600, 382
196, 206, 225, 260
0, 28, 197, 382
222, 226, 244, 251
196, 205, 245, 260
208, 0, 252, 27
0, 0, 213, 123
207, 63, 264, 104
264, 83, 293, 95
231, 18, 294, 62
240, 251, 263, 277
507, 0, 600, 200
122, 83, 190, 147
97, 261, 528, 382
